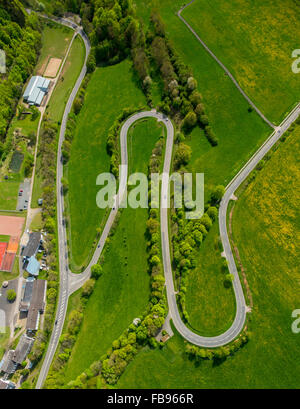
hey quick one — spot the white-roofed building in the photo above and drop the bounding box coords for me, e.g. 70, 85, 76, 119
23, 76, 51, 106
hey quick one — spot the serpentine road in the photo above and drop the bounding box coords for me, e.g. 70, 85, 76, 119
36, 11, 300, 388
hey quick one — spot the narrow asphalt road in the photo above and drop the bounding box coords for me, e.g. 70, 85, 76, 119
177, 0, 276, 129
35, 16, 91, 389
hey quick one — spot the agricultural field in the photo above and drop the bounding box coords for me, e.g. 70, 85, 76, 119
59, 118, 164, 383
182, 0, 300, 124
66, 59, 147, 271
117, 127, 300, 389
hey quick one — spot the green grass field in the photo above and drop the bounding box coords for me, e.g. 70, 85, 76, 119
182, 0, 300, 124
116, 127, 300, 389
135, 0, 271, 195
0, 180, 19, 210
133, 0, 270, 334
185, 222, 236, 336
61, 118, 164, 383
47, 35, 86, 123
0, 235, 9, 242
66, 59, 146, 271
35, 22, 73, 76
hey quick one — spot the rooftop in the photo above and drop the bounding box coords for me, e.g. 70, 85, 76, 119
22, 232, 42, 259
13, 334, 34, 364
26, 256, 40, 277
26, 280, 47, 332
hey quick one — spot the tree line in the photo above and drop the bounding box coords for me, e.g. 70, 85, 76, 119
0, 1, 41, 157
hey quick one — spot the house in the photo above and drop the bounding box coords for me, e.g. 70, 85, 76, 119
25, 256, 40, 277
26, 280, 47, 332
0, 350, 17, 375
22, 232, 43, 261
0, 379, 16, 389
12, 334, 34, 365
0, 334, 34, 375
23, 76, 50, 106
19, 277, 35, 312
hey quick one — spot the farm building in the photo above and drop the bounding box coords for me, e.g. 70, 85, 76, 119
22, 232, 43, 261
23, 76, 50, 106
26, 279, 47, 333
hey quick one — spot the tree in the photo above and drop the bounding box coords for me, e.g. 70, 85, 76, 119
61, 177, 69, 195
210, 185, 225, 204
91, 264, 103, 279
224, 274, 234, 288
7, 289, 16, 302
174, 143, 192, 169
86, 54, 96, 73
82, 279, 95, 298
187, 76, 197, 91
183, 111, 197, 130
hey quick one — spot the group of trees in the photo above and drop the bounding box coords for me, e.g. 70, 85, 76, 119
0, 1, 41, 155
129, 8, 218, 147
185, 331, 250, 362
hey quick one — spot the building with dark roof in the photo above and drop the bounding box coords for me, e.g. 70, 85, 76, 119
12, 334, 34, 364
19, 277, 35, 312
26, 280, 47, 332
22, 232, 42, 260
0, 350, 17, 375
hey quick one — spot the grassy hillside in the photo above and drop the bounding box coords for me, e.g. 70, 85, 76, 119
35, 21, 73, 75
47, 35, 86, 123
133, 0, 270, 334
182, 0, 300, 124
117, 127, 300, 389
66, 60, 146, 271
61, 118, 164, 383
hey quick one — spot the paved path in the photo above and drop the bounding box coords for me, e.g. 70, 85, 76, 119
177, 0, 276, 129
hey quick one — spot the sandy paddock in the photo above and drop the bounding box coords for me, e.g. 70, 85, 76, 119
44, 57, 62, 78
0, 215, 24, 239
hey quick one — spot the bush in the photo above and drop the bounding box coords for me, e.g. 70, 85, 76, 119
91, 264, 103, 280
7, 289, 16, 302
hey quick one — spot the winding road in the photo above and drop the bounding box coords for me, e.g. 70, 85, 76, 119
35, 7, 300, 388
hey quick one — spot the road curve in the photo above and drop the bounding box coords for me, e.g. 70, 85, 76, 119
178, 0, 276, 129
36, 11, 300, 388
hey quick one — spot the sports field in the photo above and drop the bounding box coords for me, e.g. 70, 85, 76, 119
66, 59, 147, 271
182, 0, 300, 124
